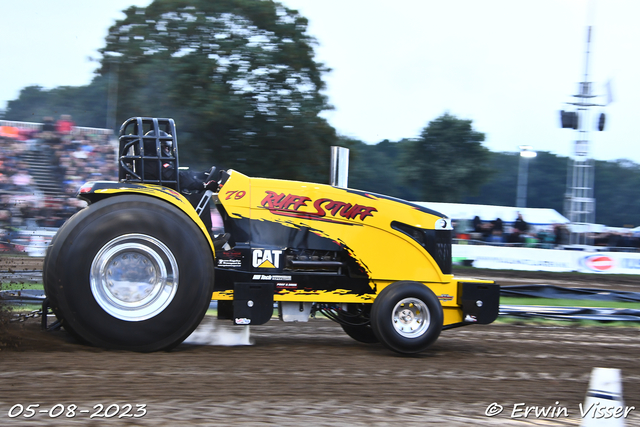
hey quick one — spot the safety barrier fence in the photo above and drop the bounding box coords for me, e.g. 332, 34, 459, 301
453, 243, 640, 274
453, 238, 639, 252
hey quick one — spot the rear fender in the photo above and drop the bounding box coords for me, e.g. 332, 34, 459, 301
77, 181, 214, 252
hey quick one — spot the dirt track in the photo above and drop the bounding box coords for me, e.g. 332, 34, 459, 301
2, 318, 640, 426
1, 257, 640, 426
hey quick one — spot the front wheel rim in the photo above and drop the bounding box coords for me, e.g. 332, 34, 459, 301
392, 297, 430, 338
90, 234, 179, 321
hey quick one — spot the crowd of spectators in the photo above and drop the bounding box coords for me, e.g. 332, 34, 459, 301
454, 213, 569, 248
45, 127, 117, 197
592, 230, 640, 251
0, 115, 117, 233
454, 212, 640, 251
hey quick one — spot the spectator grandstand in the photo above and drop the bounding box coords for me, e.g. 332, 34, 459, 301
0, 117, 116, 251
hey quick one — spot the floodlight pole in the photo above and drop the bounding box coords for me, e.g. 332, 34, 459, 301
564, 26, 602, 246
516, 146, 536, 208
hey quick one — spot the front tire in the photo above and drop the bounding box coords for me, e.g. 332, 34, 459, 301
370, 281, 443, 354
44, 195, 214, 351
339, 303, 378, 344
341, 323, 379, 344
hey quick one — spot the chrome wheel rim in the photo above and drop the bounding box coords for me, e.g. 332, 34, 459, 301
392, 297, 430, 338
90, 234, 179, 321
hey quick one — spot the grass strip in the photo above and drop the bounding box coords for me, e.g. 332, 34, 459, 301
500, 296, 640, 310
1, 283, 43, 291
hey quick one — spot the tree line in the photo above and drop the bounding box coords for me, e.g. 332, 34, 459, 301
1, 0, 638, 227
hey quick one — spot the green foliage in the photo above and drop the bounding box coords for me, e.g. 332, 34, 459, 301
345, 114, 493, 203
345, 138, 420, 200
594, 159, 640, 227
462, 151, 518, 206
347, 135, 640, 227
464, 150, 567, 214
524, 151, 567, 212
463, 153, 640, 227
398, 113, 493, 202
98, 0, 336, 181
2, 77, 109, 128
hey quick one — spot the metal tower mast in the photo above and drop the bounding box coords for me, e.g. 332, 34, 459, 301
564, 26, 602, 246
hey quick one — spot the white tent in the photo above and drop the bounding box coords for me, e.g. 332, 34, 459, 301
412, 202, 569, 227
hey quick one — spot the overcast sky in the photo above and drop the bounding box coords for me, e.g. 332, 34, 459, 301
1, 0, 638, 163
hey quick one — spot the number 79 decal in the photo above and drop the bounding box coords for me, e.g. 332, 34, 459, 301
225, 190, 246, 200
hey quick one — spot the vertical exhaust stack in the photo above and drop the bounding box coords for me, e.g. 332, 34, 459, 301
330, 146, 349, 188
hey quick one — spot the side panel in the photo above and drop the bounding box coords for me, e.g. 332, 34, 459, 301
458, 281, 500, 324
215, 171, 447, 301
219, 172, 448, 283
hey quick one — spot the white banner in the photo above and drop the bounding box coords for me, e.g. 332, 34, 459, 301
453, 244, 640, 275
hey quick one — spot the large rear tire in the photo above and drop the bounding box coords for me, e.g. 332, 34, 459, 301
43, 223, 85, 342
43, 195, 214, 352
370, 281, 443, 354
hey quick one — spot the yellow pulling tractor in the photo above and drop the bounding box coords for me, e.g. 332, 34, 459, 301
43, 117, 499, 354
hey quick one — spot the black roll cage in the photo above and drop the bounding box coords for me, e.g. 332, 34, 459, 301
118, 117, 180, 190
